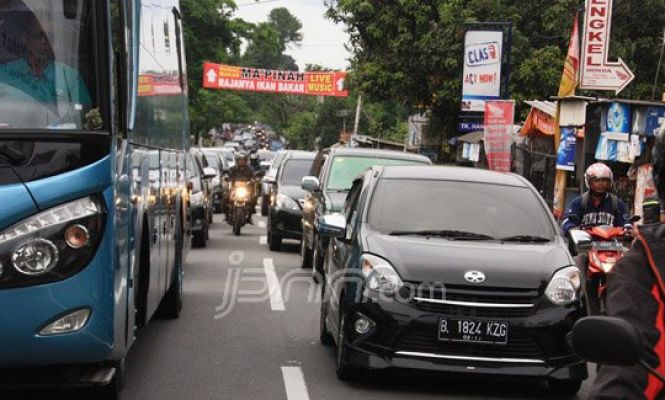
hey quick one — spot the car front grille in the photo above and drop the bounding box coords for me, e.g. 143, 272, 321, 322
409, 284, 541, 319
395, 324, 544, 361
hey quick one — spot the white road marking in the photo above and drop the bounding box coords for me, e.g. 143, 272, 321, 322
259, 221, 266, 228
263, 258, 285, 311
260, 235, 267, 245
281, 367, 310, 400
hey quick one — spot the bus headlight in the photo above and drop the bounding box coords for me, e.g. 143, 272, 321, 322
12, 239, 59, 276
0, 196, 105, 288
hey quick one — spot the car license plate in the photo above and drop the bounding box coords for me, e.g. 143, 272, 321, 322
438, 318, 509, 344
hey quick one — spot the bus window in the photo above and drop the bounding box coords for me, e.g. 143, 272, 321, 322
0, 0, 100, 130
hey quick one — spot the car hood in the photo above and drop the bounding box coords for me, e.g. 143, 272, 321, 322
365, 233, 572, 289
279, 184, 306, 200
324, 191, 348, 212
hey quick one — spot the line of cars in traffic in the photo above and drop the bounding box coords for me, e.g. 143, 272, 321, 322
261, 147, 588, 396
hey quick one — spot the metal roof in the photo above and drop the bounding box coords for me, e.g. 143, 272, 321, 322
524, 100, 557, 117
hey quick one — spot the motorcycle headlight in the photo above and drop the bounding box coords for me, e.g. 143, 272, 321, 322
0, 196, 105, 289
275, 194, 299, 211
235, 186, 249, 200
545, 266, 581, 306
360, 254, 403, 294
190, 191, 204, 207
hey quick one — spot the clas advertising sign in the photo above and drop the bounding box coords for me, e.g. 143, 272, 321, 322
202, 63, 349, 97
461, 31, 503, 112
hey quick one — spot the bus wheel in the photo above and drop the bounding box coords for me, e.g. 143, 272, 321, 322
157, 221, 183, 319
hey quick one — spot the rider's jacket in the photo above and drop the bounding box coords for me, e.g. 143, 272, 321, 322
229, 165, 254, 183
562, 192, 628, 234
589, 224, 665, 399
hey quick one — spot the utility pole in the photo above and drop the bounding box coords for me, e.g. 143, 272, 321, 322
652, 29, 665, 101
351, 94, 362, 147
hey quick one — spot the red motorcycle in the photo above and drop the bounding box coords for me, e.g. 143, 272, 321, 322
569, 223, 634, 315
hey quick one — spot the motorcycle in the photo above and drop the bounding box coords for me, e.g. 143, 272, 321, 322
569, 217, 638, 315
227, 180, 253, 236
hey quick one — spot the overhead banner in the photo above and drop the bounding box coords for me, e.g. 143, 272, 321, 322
202, 63, 349, 97
461, 31, 503, 112
484, 100, 515, 172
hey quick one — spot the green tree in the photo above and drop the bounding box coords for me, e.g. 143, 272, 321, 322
326, 0, 665, 156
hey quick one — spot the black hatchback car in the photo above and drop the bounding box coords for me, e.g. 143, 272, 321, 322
266, 151, 316, 251
318, 166, 586, 395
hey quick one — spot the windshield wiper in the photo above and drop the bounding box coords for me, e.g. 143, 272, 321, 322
388, 230, 494, 241
499, 235, 551, 243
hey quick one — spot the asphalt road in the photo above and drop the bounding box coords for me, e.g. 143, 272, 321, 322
4, 211, 596, 399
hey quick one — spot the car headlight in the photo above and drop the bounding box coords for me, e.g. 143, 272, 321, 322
360, 254, 403, 294
190, 191, 204, 207
275, 194, 299, 211
0, 196, 105, 289
545, 266, 581, 306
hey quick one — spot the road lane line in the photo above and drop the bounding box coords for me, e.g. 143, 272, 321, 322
263, 258, 285, 311
259, 221, 266, 228
260, 235, 267, 245
281, 367, 310, 400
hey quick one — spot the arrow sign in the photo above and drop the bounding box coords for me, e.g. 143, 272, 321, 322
579, 0, 635, 93
206, 67, 217, 84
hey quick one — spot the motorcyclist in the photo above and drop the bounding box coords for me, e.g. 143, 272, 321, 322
250, 152, 261, 170
225, 152, 256, 223
588, 132, 665, 398
562, 162, 629, 235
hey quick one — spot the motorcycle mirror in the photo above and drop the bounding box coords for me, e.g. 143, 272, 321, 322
571, 317, 643, 366
569, 229, 592, 252
630, 215, 642, 223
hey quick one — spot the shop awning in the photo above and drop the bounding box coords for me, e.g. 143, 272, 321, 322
520, 101, 556, 137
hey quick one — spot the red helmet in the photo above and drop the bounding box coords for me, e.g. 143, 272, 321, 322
584, 162, 613, 190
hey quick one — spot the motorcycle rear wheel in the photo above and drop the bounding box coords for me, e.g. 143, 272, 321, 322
233, 208, 244, 236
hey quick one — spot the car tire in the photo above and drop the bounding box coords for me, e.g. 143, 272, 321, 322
156, 221, 184, 319
319, 280, 334, 346
335, 303, 359, 381
547, 379, 582, 396
192, 230, 205, 248
269, 230, 282, 251
261, 194, 269, 216
300, 237, 313, 269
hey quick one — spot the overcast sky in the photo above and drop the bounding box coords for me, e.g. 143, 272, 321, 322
234, 0, 352, 71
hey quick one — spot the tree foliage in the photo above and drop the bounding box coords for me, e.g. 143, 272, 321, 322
326, 0, 665, 149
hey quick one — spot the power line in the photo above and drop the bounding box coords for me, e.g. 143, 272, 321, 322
236, 0, 281, 7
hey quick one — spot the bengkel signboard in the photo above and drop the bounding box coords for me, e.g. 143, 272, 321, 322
202, 63, 349, 97
579, 0, 634, 92
461, 31, 503, 112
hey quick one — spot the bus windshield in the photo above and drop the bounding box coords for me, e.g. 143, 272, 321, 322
0, 0, 99, 131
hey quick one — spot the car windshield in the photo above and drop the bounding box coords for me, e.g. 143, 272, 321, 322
281, 159, 314, 186
368, 179, 554, 241
0, 0, 99, 130
326, 156, 428, 191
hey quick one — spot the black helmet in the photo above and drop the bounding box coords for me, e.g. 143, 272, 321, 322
654, 125, 665, 207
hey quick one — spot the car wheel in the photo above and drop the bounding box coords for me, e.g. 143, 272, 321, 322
192, 231, 205, 248
97, 358, 125, 400
300, 237, 313, 269
547, 379, 582, 396
269, 230, 282, 251
319, 279, 334, 346
335, 303, 359, 381
261, 194, 269, 216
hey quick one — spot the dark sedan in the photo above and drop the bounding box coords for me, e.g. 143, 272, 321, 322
266, 152, 316, 251
318, 166, 587, 395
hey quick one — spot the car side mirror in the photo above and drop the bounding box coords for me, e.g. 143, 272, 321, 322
318, 213, 346, 239
203, 167, 217, 180
263, 175, 276, 185
302, 176, 321, 192
569, 229, 592, 253
571, 317, 643, 366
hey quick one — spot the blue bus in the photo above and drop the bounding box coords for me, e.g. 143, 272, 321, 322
0, 0, 190, 397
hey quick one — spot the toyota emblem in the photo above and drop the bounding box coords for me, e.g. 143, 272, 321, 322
464, 271, 486, 284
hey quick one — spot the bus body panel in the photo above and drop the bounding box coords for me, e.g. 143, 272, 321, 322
0, 184, 38, 231
0, 186, 115, 368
